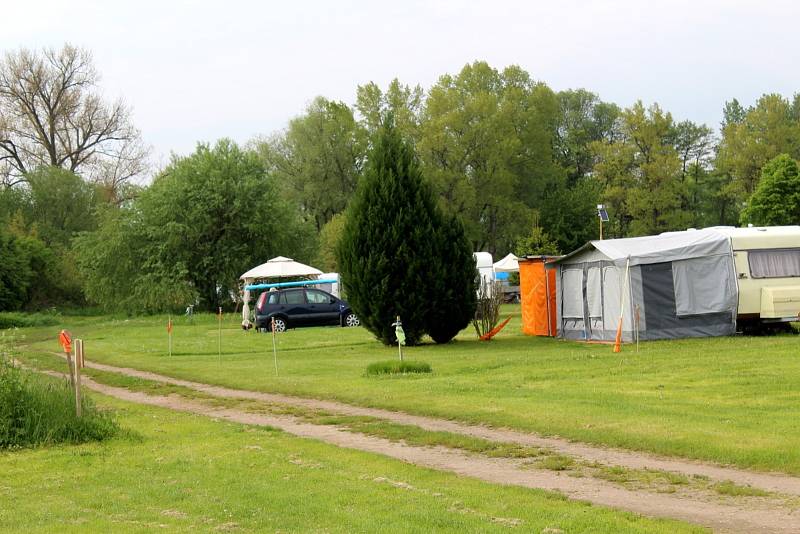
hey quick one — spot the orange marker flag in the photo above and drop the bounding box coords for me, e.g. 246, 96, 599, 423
58, 330, 72, 355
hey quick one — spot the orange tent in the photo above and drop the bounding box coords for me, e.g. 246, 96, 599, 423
518, 257, 557, 336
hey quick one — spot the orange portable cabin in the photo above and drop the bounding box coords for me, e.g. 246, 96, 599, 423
518, 256, 558, 336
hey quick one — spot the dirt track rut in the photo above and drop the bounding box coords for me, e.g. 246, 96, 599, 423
37, 356, 800, 533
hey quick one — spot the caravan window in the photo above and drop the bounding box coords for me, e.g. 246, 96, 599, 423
748, 249, 800, 279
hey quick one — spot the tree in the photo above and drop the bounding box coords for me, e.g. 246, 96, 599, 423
355, 79, 424, 142
418, 62, 561, 254
0, 44, 148, 200
716, 94, 800, 201
315, 212, 346, 272
740, 154, 800, 226
257, 97, 364, 232
77, 139, 314, 312
337, 118, 473, 345
22, 166, 101, 246
0, 229, 31, 310
425, 213, 476, 344
591, 101, 689, 237
514, 213, 561, 257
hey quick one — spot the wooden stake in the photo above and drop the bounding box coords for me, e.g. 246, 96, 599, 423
218, 307, 222, 364
74, 340, 82, 418
271, 317, 278, 375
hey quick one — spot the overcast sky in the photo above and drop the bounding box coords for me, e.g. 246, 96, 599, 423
2, 0, 797, 170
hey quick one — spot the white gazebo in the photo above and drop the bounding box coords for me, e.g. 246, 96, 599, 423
240, 257, 323, 328
493, 253, 520, 273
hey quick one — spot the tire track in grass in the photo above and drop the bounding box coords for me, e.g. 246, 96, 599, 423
58, 354, 800, 497
36, 368, 800, 534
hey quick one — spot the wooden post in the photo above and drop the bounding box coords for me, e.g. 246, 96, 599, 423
73, 339, 82, 418
271, 317, 278, 376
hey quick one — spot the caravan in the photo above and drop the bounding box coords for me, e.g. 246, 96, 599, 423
549, 226, 800, 341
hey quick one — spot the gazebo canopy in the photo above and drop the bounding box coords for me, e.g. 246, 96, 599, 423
493, 253, 520, 273
240, 256, 322, 280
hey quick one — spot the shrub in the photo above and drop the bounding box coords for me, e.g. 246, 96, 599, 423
365, 360, 432, 376
0, 361, 119, 449
0, 313, 59, 329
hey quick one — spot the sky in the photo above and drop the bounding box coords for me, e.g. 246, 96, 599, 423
1, 0, 797, 171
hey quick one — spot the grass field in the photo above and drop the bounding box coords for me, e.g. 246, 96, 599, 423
0, 382, 699, 533
12, 306, 800, 474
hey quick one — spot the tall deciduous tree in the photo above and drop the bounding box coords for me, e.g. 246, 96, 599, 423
592, 101, 690, 236
418, 62, 561, 255
257, 97, 364, 232
0, 44, 148, 200
740, 154, 800, 226
716, 94, 800, 201
77, 139, 313, 312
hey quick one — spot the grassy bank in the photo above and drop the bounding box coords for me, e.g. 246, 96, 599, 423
12, 307, 800, 473
0, 394, 699, 533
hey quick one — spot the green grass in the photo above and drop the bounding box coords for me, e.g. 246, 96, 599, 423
0, 395, 702, 533
712, 480, 770, 497
12, 306, 800, 474
0, 363, 119, 449
366, 359, 432, 375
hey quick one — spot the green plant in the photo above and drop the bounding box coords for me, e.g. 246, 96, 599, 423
0, 339, 119, 449
365, 360, 432, 376
337, 116, 474, 345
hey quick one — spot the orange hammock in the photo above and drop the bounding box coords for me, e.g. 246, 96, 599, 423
479, 316, 512, 341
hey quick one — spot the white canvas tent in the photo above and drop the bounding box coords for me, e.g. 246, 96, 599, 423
240, 257, 323, 328
550, 228, 738, 341
493, 253, 520, 273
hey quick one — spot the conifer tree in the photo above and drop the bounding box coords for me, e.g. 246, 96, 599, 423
338, 117, 474, 345
426, 213, 476, 343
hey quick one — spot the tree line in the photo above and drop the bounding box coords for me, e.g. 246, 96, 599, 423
1, 44, 799, 312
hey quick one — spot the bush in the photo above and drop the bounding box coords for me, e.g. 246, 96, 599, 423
365, 360, 432, 376
0, 361, 119, 449
0, 313, 59, 329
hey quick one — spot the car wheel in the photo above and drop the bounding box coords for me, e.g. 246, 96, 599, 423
343, 312, 360, 327
270, 317, 287, 333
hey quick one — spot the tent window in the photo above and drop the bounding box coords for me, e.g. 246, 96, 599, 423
562, 269, 584, 318
672, 255, 732, 316
748, 249, 800, 279
586, 267, 602, 318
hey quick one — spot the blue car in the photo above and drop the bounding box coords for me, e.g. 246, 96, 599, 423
254, 288, 360, 332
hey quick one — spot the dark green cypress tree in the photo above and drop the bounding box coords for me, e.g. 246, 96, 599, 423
426, 213, 477, 343
338, 117, 474, 345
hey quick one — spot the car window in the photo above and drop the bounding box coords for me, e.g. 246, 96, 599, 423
281, 290, 305, 305
267, 292, 280, 305
306, 290, 330, 304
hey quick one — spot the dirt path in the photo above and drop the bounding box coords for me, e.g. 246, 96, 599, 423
74, 357, 800, 497
49, 370, 800, 534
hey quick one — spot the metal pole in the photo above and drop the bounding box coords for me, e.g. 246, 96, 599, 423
218, 307, 222, 364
